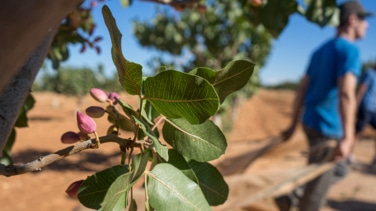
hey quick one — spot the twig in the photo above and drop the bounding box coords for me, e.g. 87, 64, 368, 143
0, 134, 137, 177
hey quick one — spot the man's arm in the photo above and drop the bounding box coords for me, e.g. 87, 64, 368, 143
336, 72, 357, 159
282, 75, 309, 141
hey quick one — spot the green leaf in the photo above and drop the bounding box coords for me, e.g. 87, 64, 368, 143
0, 129, 16, 165
133, 116, 169, 161
188, 160, 229, 206
163, 118, 227, 162
101, 171, 132, 210
189, 67, 216, 81
145, 199, 154, 211
146, 163, 211, 211
0, 151, 13, 166
141, 100, 160, 126
78, 165, 129, 209
120, 0, 133, 7
15, 94, 35, 127
116, 98, 139, 119
3, 129, 16, 153
102, 6, 142, 95
158, 66, 168, 73
101, 152, 149, 210
190, 60, 255, 103
260, 0, 298, 38
166, 149, 198, 182
131, 151, 150, 184
106, 106, 135, 132
118, 117, 136, 132
305, 0, 338, 27
143, 70, 219, 124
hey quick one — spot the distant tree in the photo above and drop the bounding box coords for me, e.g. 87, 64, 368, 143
264, 81, 299, 91
34, 66, 122, 96
134, 1, 272, 97
133, 0, 274, 130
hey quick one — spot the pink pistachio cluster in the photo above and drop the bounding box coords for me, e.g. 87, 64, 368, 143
60, 112, 97, 144
63, 88, 122, 198
60, 88, 119, 145
90, 88, 120, 104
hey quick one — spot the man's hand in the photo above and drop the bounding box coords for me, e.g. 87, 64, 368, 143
333, 138, 354, 161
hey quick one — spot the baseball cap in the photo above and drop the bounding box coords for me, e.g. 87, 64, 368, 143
339, 1, 373, 23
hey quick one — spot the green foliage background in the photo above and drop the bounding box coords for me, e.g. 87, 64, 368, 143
33, 65, 122, 96
133, 0, 272, 98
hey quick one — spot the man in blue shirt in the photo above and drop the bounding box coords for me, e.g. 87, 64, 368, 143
355, 64, 376, 165
277, 1, 372, 211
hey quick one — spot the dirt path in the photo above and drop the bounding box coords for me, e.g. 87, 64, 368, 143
1, 90, 376, 211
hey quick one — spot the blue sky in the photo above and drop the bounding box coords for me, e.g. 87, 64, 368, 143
58, 0, 376, 85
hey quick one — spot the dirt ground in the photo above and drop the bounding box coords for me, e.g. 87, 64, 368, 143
1, 89, 376, 211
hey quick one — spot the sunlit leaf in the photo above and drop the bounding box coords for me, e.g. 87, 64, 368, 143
190, 60, 255, 103
100, 172, 132, 210
144, 70, 219, 124
101, 152, 149, 210
163, 118, 227, 161
102, 6, 142, 95
146, 163, 210, 211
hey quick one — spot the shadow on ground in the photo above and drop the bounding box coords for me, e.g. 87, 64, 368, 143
327, 199, 376, 211
29, 115, 62, 121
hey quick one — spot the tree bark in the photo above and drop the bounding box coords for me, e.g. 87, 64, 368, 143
0, 28, 56, 153
0, 0, 83, 94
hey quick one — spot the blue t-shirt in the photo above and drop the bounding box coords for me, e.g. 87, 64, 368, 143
359, 69, 376, 111
302, 37, 361, 139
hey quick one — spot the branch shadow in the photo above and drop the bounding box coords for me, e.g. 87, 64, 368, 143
29, 116, 58, 121
327, 199, 376, 211
12, 149, 121, 173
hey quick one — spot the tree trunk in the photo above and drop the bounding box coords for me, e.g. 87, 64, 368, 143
0, 28, 56, 153
0, 0, 83, 93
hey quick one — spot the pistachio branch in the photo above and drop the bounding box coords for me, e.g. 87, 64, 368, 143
0, 134, 138, 177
